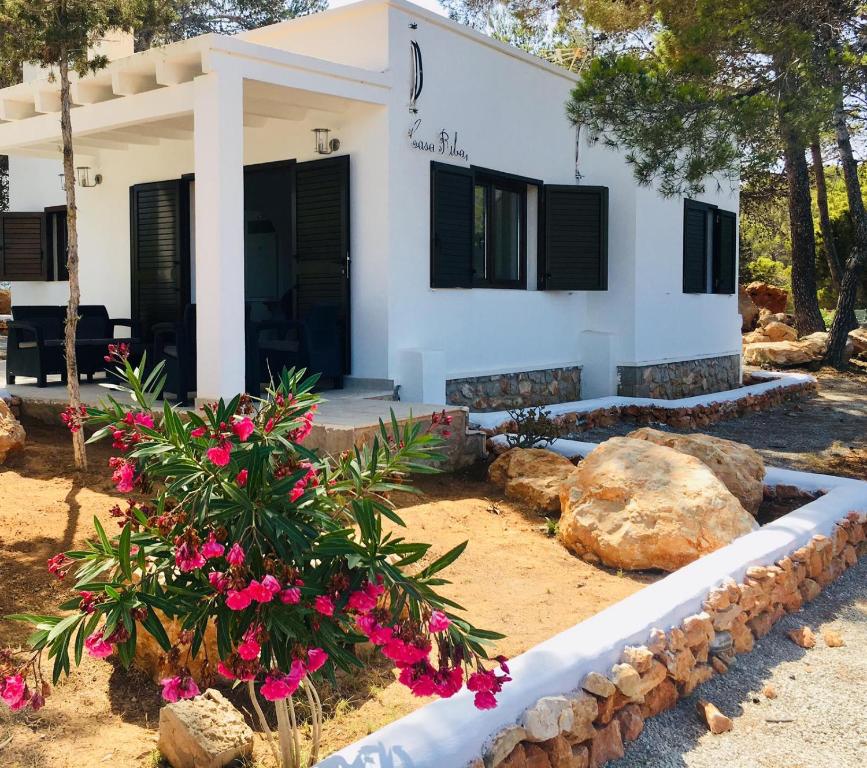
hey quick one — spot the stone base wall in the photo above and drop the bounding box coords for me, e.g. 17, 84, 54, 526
479, 511, 867, 768
447, 366, 582, 412
618, 355, 741, 399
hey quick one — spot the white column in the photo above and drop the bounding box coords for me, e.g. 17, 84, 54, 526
192, 71, 245, 401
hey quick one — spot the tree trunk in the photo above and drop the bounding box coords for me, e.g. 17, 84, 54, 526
781, 123, 826, 335
59, 51, 87, 470
825, 101, 867, 368
810, 142, 845, 291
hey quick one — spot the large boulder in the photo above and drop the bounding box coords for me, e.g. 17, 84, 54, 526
559, 438, 757, 572
0, 288, 10, 315
849, 326, 867, 356
746, 282, 788, 314
626, 428, 765, 515
742, 329, 769, 345
489, 448, 578, 513
763, 321, 798, 342
738, 287, 759, 332
742, 334, 827, 367
0, 398, 26, 464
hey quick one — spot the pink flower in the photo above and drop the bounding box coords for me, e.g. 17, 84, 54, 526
208, 571, 229, 593
467, 670, 495, 693
232, 417, 255, 442
161, 675, 200, 703
264, 418, 275, 434
260, 674, 292, 702
190, 426, 207, 438
84, 631, 114, 659
307, 648, 328, 673
246, 579, 275, 604
174, 541, 206, 572
202, 533, 225, 560
280, 586, 301, 605
207, 445, 231, 467
314, 595, 334, 617
226, 589, 252, 611
290, 485, 305, 502
47, 553, 69, 580
1, 675, 26, 710
226, 543, 245, 566
133, 412, 154, 429
237, 636, 261, 661
473, 691, 498, 710
347, 590, 377, 614
235, 469, 249, 487
433, 666, 464, 698
428, 611, 451, 633
261, 574, 281, 594
110, 458, 136, 493
217, 661, 236, 680
382, 638, 430, 666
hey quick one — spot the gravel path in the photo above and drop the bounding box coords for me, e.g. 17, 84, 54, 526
577, 369, 867, 478
610, 556, 867, 768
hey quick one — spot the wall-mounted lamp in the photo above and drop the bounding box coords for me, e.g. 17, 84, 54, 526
58, 166, 103, 191
312, 128, 340, 155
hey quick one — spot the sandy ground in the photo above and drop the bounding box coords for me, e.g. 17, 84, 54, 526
0, 425, 653, 767
579, 368, 867, 479
610, 556, 867, 768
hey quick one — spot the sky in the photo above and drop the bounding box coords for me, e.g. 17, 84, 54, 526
328, 0, 447, 16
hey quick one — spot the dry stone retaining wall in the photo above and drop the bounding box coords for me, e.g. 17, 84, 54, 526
617, 354, 741, 399
447, 366, 582, 411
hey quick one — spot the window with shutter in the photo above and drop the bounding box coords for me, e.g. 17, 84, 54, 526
540, 185, 608, 291
0, 212, 47, 281
683, 200, 709, 294
713, 209, 737, 294
430, 162, 474, 288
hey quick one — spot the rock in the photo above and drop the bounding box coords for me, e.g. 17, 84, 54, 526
681, 664, 714, 696
524, 743, 554, 768
641, 678, 678, 718
742, 329, 770, 344
0, 398, 26, 464
663, 647, 696, 683
711, 656, 728, 675
646, 628, 667, 655
610, 663, 643, 701
485, 726, 528, 767
571, 745, 590, 768
848, 326, 867, 355
696, 699, 733, 734
743, 338, 825, 367
537, 735, 573, 768
489, 448, 578, 513
739, 287, 760, 331
614, 704, 644, 742
565, 692, 598, 744
712, 605, 743, 632
625, 429, 765, 516
763, 321, 798, 342
559, 438, 757, 572
135, 612, 219, 684
730, 619, 755, 654
581, 671, 615, 699
787, 626, 816, 649
823, 628, 845, 647
682, 612, 715, 647
500, 744, 529, 768
157, 689, 253, 768
746, 281, 788, 314
0, 288, 10, 315
522, 696, 574, 742
762, 684, 777, 699
800, 578, 822, 603
589, 720, 624, 767
636, 660, 667, 698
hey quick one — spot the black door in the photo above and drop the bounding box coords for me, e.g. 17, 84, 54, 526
294, 155, 350, 374
130, 180, 190, 339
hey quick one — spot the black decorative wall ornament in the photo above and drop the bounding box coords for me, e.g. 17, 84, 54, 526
409, 40, 423, 113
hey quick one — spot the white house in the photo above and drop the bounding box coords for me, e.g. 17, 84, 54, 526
0, 0, 742, 409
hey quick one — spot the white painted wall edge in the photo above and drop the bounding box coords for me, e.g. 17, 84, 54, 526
468, 370, 815, 431
317, 441, 865, 768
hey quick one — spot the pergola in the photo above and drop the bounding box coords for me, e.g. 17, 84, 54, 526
0, 34, 391, 400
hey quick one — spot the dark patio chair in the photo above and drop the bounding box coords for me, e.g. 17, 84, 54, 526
6, 305, 66, 387
75, 305, 141, 380
152, 304, 196, 406
252, 303, 344, 390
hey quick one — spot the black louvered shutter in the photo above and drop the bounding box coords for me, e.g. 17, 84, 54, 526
0, 212, 47, 281
430, 162, 473, 288
683, 200, 708, 293
130, 180, 190, 340
295, 154, 350, 370
541, 185, 608, 290
713, 209, 737, 295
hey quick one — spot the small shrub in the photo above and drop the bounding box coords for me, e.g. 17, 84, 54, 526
505, 405, 561, 449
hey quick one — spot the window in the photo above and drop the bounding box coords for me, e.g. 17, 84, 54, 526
0, 207, 68, 282
683, 199, 737, 294
472, 174, 526, 288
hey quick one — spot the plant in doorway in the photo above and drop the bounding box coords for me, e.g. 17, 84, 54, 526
2, 348, 509, 768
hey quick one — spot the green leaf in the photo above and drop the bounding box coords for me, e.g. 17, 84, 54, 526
118, 525, 133, 581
